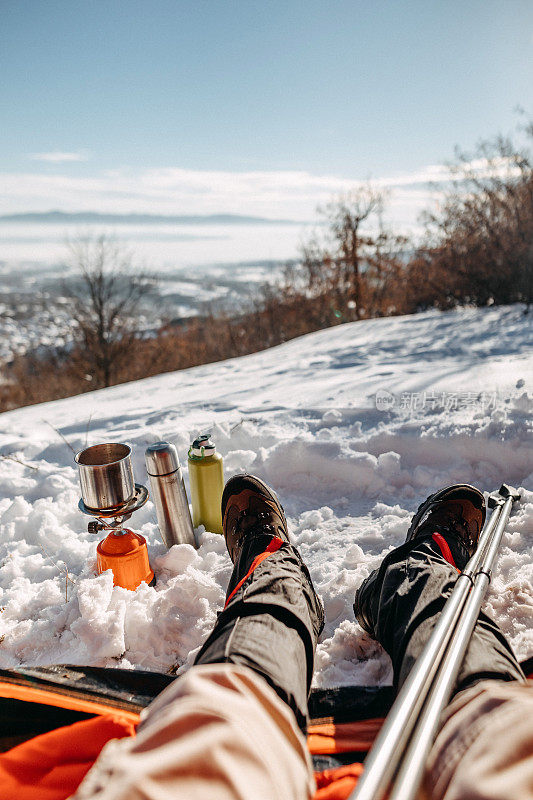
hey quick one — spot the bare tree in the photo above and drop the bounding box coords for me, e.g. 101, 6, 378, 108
365, 216, 409, 316
321, 187, 383, 318
296, 186, 407, 322
417, 124, 533, 311
63, 234, 157, 388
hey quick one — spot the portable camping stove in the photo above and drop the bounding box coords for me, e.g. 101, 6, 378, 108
76, 444, 155, 591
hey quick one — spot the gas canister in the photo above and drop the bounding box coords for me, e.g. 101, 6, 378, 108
188, 435, 224, 534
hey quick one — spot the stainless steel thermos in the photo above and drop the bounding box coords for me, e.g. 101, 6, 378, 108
145, 442, 196, 548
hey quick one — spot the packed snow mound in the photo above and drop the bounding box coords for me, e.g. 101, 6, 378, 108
0, 305, 531, 686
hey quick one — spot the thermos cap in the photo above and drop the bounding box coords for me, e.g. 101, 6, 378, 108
190, 435, 216, 458
145, 442, 180, 476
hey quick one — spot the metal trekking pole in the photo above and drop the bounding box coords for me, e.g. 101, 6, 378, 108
349, 484, 520, 800
388, 484, 521, 800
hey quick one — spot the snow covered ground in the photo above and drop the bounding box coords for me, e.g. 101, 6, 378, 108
0, 305, 531, 687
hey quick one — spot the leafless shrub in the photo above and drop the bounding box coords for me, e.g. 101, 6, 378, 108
63, 234, 158, 388
410, 123, 533, 311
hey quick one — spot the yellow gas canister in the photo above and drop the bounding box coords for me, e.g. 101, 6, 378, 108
188, 435, 224, 534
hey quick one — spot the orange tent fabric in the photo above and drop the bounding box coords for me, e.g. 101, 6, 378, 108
0, 681, 140, 724
0, 681, 383, 800
307, 718, 383, 755
314, 763, 364, 800
0, 713, 369, 800
0, 714, 137, 800
307, 719, 383, 799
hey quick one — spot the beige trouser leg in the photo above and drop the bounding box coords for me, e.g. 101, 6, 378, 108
72, 664, 315, 800
423, 679, 533, 800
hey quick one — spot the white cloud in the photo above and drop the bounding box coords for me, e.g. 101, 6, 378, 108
367, 156, 522, 190
0, 167, 358, 219
29, 151, 89, 163
2, 156, 511, 230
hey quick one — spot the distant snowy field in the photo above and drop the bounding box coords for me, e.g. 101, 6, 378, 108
0, 220, 309, 359
0, 305, 531, 687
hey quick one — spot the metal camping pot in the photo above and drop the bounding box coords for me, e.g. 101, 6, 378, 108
76, 443, 135, 512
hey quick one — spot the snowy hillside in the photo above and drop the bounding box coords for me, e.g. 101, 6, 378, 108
0, 305, 531, 686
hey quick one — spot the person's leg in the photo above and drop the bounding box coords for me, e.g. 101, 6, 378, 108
74, 475, 323, 800
73, 664, 316, 800
423, 678, 533, 800
195, 475, 324, 729
195, 530, 323, 730
354, 487, 524, 693
354, 486, 529, 800
354, 535, 524, 693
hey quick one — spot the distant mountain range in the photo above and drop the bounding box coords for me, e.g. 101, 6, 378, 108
0, 211, 300, 225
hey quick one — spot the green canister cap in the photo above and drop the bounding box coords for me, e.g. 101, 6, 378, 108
190, 434, 216, 458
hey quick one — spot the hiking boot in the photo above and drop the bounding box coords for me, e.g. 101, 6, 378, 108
221, 474, 290, 564
354, 484, 486, 639
405, 483, 486, 558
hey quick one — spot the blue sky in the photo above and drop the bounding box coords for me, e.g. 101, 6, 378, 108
1, 0, 532, 220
